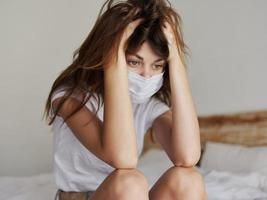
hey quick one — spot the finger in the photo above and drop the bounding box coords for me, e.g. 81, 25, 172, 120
125, 18, 143, 38
128, 18, 143, 30
163, 21, 168, 29
120, 19, 143, 51
163, 21, 172, 32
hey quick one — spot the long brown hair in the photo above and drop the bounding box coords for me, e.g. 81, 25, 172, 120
43, 0, 190, 126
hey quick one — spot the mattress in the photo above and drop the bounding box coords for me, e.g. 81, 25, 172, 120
0, 149, 267, 200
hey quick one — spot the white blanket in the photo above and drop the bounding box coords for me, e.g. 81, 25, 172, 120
199, 168, 267, 200
1, 149, 267, 200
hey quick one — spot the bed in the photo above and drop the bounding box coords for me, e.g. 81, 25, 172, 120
1, 109, 267, 200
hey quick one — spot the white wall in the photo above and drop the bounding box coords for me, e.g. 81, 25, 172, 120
178, 0, 267, 115
0, 0, 266, 176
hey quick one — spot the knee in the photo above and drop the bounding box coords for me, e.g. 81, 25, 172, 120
112, 168, 149, 198
166, 166, 207, 199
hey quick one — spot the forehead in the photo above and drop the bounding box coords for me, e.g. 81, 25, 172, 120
126, 42, 165, 61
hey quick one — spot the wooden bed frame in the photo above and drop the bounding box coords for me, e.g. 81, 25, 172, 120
141, 109, 267, 165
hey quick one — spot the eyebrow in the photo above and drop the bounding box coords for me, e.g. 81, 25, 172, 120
131, 54, 165, 63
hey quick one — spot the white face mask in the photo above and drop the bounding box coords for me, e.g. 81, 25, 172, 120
127, 70, 165, 104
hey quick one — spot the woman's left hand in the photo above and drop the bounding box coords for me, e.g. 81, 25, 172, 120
162, 20, 180, 63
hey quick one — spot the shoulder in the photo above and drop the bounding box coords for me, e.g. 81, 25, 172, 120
50, 86, 101, 118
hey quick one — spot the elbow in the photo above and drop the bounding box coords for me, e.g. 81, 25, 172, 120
173, 153, 201, 168
111, 154, 138, 169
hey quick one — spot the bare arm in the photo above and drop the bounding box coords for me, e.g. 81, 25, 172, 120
152, 21, 201, 167
166, 21, 201, 166
102, 19, 143, 168
52, 19, 143, 169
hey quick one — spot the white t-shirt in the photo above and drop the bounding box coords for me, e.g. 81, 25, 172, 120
49, 87, 170, 192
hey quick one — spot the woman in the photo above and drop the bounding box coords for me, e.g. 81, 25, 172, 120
43, 0, 207, 199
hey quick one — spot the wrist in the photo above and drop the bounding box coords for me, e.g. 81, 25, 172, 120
168, 52, 184, 70
168, 44, 179, 58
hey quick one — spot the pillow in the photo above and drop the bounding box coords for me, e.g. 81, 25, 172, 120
200, 141, 267, 174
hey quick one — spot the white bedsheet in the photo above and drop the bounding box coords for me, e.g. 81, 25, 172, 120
1, 150, 267, 200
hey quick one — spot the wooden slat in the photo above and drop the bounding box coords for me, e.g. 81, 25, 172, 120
199, 110, 267, 149
142, 109, 267, 157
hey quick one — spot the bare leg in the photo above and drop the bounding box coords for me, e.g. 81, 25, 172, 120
89, 168, 150, 200
149, 166, 207, 200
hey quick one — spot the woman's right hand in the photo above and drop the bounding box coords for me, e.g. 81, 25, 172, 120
117, 18, 143, 64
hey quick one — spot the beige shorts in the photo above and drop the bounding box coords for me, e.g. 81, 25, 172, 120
54, 189, 95, 200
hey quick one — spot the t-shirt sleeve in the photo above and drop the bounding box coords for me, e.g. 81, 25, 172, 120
145, 97, 170, 131
49, 87, 95, 118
